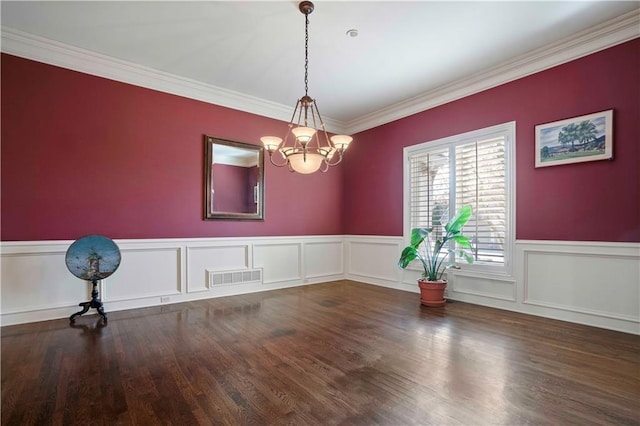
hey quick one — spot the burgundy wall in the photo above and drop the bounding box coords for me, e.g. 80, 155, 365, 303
1, 54, 344, 241
3, 41, 638, 243
343, 39, 640, 242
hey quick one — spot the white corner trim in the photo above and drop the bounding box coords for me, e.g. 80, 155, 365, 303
2, 10, 638, 135
344, 10, 640, 134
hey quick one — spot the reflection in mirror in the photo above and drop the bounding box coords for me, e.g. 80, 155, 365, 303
204, 136, 264, 220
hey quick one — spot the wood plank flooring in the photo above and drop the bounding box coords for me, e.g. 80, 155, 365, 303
2, 280, 639, 425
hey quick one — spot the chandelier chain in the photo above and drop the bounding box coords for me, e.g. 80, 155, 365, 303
304, 12, 309, 97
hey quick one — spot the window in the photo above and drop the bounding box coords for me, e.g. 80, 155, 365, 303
404, 122, 515, 276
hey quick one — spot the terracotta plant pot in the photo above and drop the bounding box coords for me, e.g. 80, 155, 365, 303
418, 280, 447, 307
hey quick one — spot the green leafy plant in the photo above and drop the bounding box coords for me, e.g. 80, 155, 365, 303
398, 205, 474, 281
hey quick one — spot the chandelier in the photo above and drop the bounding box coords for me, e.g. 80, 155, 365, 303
260, 1, 353, 174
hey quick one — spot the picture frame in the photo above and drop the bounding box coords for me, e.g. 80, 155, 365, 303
535, 109, 613, 168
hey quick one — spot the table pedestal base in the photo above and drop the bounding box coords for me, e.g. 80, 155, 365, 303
70, 279, 107, 323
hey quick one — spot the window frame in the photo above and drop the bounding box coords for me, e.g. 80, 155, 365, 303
403, 121, 516, 278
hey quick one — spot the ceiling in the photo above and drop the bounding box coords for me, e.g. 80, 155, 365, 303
2, 1, 639, 133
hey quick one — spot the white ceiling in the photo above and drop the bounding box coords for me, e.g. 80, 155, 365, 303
2, 1, 639, 133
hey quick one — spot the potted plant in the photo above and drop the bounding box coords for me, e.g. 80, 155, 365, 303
398, 205, 474, 307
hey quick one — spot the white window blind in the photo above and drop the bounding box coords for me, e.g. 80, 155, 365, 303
409, 147, 449, 230
455, 137, 506, 264
404, 122, 515, 275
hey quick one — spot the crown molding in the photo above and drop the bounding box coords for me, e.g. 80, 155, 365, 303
0, 27, 348, 134
343, 9, 640, 135
2, 9, 638, 136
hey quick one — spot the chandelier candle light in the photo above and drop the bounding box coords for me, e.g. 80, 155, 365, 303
261, 1, 353, 174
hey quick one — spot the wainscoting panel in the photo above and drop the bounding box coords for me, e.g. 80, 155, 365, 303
253, 242, 302, 284
1, 250, 86, 314
304, 240, 343, 279
104, 247, 182, 302
519, 241, 640, 330
187, 244, 249, 293
344, 236, 404, 287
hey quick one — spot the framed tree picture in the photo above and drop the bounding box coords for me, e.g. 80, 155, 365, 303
535, 109, 613, 168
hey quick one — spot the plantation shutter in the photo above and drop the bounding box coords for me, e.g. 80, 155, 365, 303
455, 137, 506, 264
408, 135, 507, 266
409, 147, 450, 234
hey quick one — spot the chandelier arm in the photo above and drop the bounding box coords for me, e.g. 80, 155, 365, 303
325, 151, 344, 167
283, 125, 296, 150
296, 103, 305, 139
308, 106, 320, 149
266, 152, 289, 168
319, 160, 330, 173
285, 101, 303, 150
288, 99, 301, 127
311, 102, 332, 148
312, 100, 326, 131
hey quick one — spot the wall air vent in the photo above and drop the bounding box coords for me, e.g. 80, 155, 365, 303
206, 268, 262, 288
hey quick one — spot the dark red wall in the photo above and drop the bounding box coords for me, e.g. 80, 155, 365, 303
3, 40, 638, 243
343, 39, 640, 242
1, 54, 344, 241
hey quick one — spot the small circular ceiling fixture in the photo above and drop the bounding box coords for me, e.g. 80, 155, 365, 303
346, 29, 358, 38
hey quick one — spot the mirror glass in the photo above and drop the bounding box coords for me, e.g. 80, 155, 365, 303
204, 136, 264, 220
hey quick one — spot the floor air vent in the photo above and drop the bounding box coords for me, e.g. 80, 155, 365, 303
207, 268, 262, 288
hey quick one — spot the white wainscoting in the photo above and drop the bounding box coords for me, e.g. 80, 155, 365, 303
3, 236, 638, 333
0, 235, 344, 326
344, 236, 640, 334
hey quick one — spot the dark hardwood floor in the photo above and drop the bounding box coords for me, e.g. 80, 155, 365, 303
2, 280, 639, 425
